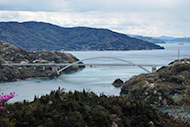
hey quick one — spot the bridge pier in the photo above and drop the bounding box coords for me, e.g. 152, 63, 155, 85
43, 66, 45, 70
52, 65, 58, 72
34, 66, 36, 70
152, 66, 157, 73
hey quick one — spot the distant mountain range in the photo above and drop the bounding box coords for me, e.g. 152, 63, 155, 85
0, 21, 164, 51
132, 35, 165, 44
159, 36, 190, 42
128, 34, 190, 43
155, 36, 176, 41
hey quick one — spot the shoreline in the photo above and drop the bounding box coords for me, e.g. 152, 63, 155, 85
0, 67, 85, 83
0, 75, 60, 83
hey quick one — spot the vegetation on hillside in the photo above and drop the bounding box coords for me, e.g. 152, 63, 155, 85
0, 41, 84, 82
120, 58, 190, 106
0, 21, 164, 51
0, 88, 188, 127
0, 58, 3, 68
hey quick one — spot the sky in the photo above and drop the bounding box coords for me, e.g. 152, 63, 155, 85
0, 0, 189, 37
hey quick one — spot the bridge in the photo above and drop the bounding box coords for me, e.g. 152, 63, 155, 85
2, 57, 169, 74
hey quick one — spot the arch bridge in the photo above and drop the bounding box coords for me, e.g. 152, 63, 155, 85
56, 56, 168, 75
2, 57, 168, 75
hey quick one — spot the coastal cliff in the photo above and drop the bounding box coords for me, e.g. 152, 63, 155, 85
0, 40, 84, 82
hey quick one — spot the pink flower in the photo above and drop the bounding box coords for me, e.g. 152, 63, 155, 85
0, 106, 6, 109
0, 92, 17, 113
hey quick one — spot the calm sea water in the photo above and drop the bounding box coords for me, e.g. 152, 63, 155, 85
0, 43, 190, 103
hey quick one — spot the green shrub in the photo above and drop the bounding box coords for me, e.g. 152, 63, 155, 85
0, 88, 188, 127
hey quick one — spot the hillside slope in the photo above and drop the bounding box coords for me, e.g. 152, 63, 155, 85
120, 58, 190, 106
0, 21, 164, 51
0, 41, 84, 82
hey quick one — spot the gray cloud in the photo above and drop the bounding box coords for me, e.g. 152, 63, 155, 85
0, 0, 69, 11
0, 0, 189, 37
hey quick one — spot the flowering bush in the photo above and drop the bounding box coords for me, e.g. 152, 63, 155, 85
0, 92, 17, 111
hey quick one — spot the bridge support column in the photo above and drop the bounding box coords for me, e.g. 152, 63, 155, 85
52, 65, 58, 72
43, 66, 45, 70
34, 66, 36, 70
152, 66, 157, 73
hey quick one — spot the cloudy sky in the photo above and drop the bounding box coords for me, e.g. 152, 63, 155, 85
0, 0, 189, 37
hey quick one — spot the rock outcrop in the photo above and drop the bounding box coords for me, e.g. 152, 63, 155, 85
112, 78, 124, 87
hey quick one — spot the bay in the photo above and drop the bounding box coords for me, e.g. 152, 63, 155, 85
0, 43, 190, 103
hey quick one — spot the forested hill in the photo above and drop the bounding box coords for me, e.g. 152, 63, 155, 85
0, 40, 84, 82
0, 21, 164, 51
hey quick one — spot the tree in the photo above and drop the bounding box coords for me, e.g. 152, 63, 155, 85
0, 58, 3, 68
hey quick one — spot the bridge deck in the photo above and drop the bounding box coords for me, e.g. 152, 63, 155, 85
2, 63, 168, 67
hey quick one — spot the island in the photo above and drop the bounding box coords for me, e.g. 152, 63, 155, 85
0, 21, 164, 51
0, 40, 84, 82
